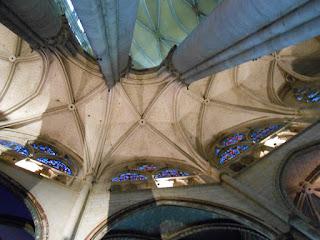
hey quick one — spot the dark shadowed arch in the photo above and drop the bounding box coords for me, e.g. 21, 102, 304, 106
0, 171, 48, 240
86, 198, 277, 240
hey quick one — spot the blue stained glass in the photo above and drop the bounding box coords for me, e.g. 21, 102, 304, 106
0, 140, 29, 156
219, 145, 249, 164
220, 133, 246, 147
112, 173, 147, 182
32, 143, 57, 156
36, 157, 72, 175
134, 164, 157, 172
250, 124, 282, 143
215, 147, 221, 156
154, 169, 189, 179
293, 87, 320, 103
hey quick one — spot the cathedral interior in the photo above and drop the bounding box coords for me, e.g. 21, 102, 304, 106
0, 0, 320, 239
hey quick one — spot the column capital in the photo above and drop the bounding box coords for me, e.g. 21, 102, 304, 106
45, 16, 70, 47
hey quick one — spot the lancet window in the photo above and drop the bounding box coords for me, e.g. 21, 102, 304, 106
133, 164, 157, 172
32, 143, 57, 156
250, 124, 283, 143
293, 86, 320, 103
154, 168, 189, 179
112, 172, 148, 182
214, 123, 284, 165
279, 69, 320, 106
36, 157, 72, 176
110, 163, 197, 191
0, 140, 30, 157
212, 120, 308, 171
0, 139, 76, 179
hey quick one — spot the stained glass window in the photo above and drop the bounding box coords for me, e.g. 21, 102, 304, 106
154, 169, 189, 179
0, 139, 74, 176
293, 87, 320, 103
112, 172, 148, 182
250, 124, 283, 143
133, 164, 157, 171
215, 122, 287, 165
36, 157, 72, 175
218, 145, 250, 164
220, 133, 246, 147
32, 143, 57, 156
0, 140, 29, 156
215, 147, 221, 156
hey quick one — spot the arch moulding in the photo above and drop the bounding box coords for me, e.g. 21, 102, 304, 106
85, 197, 279, 240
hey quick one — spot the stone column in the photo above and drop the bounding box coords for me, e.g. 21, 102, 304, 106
62, 174, 93, 240
0, 0, 62, 49
171, 0, 320, 84
72, 0, 139, 87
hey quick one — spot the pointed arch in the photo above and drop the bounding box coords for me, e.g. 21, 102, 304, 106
208, 118, 310, 173
279, 143, 320, 227
85, 198, 275, 240
0, 138, 82, 183
0, 171, 48, 239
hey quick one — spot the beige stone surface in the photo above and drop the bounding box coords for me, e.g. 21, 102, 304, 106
0, 23, 319, 240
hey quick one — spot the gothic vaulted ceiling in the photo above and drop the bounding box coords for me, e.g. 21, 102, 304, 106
0, 23, 319, 181
130, 0, 223, 69
54, 0, 223, 69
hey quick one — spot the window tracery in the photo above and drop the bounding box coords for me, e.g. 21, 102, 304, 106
31, 143, 57, 156
294, 171, 320, 225
36, 157, 72, 176
133, 164, 157, 172
111, 165, 190, 182
110, 163, 198, 191
0, 140, 30, 156
250, 124, 283, 143
154, 168, 189, 179
214, 123, 284, 165
293, 86, 320, 103
211, 120, 307, 171
218, 145, 250, 164
279, 69, 320, 106
112, 172, 148, 182
220, 133, 246, 147
0, 140, 76, 179
281, 147, 320, 227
